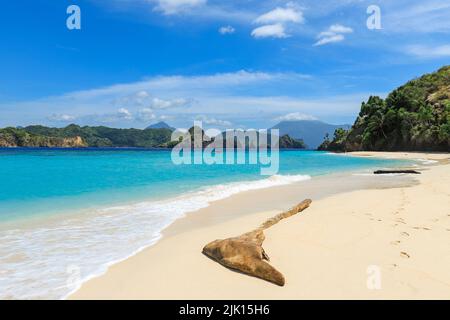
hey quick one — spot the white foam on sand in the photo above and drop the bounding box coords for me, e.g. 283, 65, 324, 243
416, 158, 439, 165
0, 174, 311, 300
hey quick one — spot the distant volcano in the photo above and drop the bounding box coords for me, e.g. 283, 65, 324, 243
146, 121, 175, 130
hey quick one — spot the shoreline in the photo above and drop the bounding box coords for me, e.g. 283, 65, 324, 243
0, 151, 415, 300
65, 169, 410, 300
70, 151, 450, 299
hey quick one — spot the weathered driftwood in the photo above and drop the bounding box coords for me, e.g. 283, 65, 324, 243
202, 199, 312, 286
374, 170, 421, 175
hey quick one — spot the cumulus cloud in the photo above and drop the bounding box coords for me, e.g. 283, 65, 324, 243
80, 107, 172, 124
117, 108, 133, 120
113, 90, 151, 107
149, 97, 191, 109
219, 25, 235, 35
196, 115, 232, 127
275, 112, 318, 122
47, 114, 77, 122
136, 108, 156, 122
314, 24, 353, 46
327, 24, 353, 34
78, 108, 136, 124
3, 71, 315, 128
254, 6, 304, 24
251, 3, 304, 39
152, 0, 206, 15
251, 24, 288, 39
114, 90, 191, 111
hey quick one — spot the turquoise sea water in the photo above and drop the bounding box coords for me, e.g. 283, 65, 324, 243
0, 148, 406, 221
0, 148, 410, 299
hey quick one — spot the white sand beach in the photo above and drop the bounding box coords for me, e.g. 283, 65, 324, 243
70, 152, 450, 300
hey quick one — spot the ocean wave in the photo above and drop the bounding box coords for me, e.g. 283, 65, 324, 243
0, 174, 310, 300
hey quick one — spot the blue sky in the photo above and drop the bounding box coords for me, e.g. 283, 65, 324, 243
0, 0, 449, 129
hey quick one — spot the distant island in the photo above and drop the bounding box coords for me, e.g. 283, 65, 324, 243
0, 125, 174, 148
319, 66, 450, 152
271, 120, 350, 149
0, 123, 306, 149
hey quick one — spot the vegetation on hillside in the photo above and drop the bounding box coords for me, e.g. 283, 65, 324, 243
319, 66, 450, 152
164, 127, 306, 149
0, 124, 306, 149
0, 124, 173, 148
278, 134, 306, 149
0, 127, 86, 147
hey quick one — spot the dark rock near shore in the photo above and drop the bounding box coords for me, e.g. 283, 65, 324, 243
374, 170, 421, 174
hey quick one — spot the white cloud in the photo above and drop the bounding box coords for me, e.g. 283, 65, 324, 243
314, 34, 344, 46
79, 108, 136, 124
136, 108, 156, 121
152, 0, 206, 15
328, 24, 353, 34
196, 115, 232, 127
254, 6, 304, 24
61, 70, 287, 101
136, 90, 150, 99
251, 3, 304, 39
47, 114, 77, 122
117, 108, 133, 120
219, 25, 235, 35
406, 44, 450, 58
114, 90, 190, 111
314, 24, 353, 46
113, 90, 151, 107
275, 112, 318, 122
1, 71, 314, 128
149, 97, 191, 109
251, 24, 288, 39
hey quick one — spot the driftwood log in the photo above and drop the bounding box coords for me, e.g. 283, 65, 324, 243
202, 199, 312, 286
374, 170, 421, 174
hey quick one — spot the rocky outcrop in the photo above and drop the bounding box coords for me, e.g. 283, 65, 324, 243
61, 136, 86, 147
0, 128, 86, 147
202, 199, 312, 286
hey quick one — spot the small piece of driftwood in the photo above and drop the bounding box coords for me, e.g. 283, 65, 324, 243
374, 170, 421, 174
202, 199, 312, 286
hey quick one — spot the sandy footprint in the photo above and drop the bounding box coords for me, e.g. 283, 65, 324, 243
400, 251, 411, 259
413, 226, 431, 231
